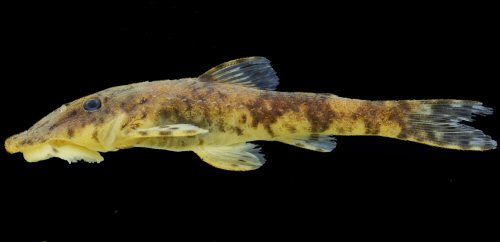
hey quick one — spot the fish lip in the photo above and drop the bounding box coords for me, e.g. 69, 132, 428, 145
4, 135, 94, 155
5, 136, 16, 154
5, 132, 26, 154
13, 139, 102, 163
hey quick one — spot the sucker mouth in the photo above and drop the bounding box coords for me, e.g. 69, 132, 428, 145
19, 140, 104, 163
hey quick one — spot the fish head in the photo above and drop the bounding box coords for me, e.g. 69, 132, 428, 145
3, 83, 145, 163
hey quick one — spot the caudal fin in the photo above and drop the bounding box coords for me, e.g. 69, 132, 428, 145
398, 100, 496, 151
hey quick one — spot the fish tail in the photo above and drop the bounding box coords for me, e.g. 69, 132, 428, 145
391, 100, 496, 150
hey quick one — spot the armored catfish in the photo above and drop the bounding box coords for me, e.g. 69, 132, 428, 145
5, 57, 497, 171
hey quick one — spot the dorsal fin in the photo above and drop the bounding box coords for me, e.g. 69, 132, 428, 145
198, 57, 279, 90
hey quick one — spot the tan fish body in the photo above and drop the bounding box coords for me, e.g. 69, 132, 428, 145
5, 57, 496, 171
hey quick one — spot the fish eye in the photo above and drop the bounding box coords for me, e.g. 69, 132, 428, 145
83, 98, 102, 112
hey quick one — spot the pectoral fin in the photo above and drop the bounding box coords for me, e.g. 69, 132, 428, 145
128, 124, 208, 138
193, 143, 265, 171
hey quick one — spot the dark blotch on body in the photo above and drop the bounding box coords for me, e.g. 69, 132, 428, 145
352, 102, 382, 135
304, 97, 336, 133
50, 109, 80, 131
69, 110, 78, 117
67, 128, 74, 138
24, 139, 33, 145
234, 127, 243, 136
391, 101, 413, 139
159, 131, 172, 136
240, 114, 247, 124
244, 92, 331, 136
286, 124, 297, 133
98, 116, 105, 125
92, 130, 99, 141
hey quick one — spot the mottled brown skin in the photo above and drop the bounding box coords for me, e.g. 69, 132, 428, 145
5, 77, 420, 156
5, 54, 495, 167
116, 79, 421, 152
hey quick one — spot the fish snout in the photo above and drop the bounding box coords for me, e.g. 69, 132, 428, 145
5, 131, 27, 154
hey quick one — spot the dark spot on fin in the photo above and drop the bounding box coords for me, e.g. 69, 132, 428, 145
400, 100, 496, 150
198, 57, 279, 90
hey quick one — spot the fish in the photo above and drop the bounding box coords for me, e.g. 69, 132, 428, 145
4, 57, 496, 171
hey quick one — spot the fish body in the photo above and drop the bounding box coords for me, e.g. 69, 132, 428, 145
5, 57, 496, 171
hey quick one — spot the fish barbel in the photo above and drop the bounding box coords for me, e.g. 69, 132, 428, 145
5, 57, 496, 171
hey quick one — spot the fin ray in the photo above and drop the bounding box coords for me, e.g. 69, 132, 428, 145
198, 57, 279, 90
193, 143, 265, 171
401, 100, 496, 150
280, 135, 337, 152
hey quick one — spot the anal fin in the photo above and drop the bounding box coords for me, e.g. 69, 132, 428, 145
193, 143, 265, 171
280, 135, 337, 152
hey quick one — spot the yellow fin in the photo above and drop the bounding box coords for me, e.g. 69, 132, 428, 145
198, 57, 279, 90
53, 144, 104, 163
129, 124, 208, 138
23, 143, 103, 163
193, 143, 265, 171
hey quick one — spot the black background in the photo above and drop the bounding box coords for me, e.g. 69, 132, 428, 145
1, 2, 498, 240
